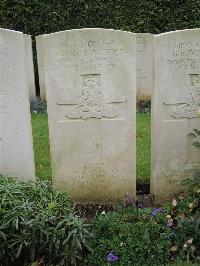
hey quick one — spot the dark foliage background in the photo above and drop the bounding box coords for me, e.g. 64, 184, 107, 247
0, 0, 200, 95
1, 0, 200, 35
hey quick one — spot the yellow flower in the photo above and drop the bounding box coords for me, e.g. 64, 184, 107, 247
189, 203, 193, 208
48, 202, 56, 210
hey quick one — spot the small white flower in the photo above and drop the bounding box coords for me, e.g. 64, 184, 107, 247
101, 211, 106, 215
183, 243, 188, 249
172, 198, 177, 206
33, 110, 37, 114
186, 238, 193, 244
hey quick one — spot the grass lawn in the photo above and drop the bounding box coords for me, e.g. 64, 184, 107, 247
32, 113, 52, 180
32, 112, 151, 182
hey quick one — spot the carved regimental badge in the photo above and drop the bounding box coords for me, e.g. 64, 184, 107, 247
65, 75, 120, 120
171, 74, 200, 119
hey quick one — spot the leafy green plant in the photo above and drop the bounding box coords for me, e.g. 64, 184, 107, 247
181, 171, 200, 195
165, 174, 200, 264
0, 177, 92, 266
173, 217, 200, 262
85, 206, 173, 266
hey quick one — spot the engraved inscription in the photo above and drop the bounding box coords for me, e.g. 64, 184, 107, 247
167, 41, 200, 70
52, 39, 129, 70
166, 168, 200, 184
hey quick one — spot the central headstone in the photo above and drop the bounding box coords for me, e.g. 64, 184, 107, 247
40, 29, 136, 202
151, 29, 200, 203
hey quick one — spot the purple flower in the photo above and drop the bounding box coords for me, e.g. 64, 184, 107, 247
151, 208, 159, 216
137, 202, 143, 208
106, 252, 119, 263
126, 192, 133, 204
167, 220, 173, 227
151, 208, 163, 216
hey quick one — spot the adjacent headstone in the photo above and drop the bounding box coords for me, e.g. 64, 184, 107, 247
38, 28, 136, 203
151, 29, 200, 203
0, 28, 35, 179
136, 33, 154, 98
24, 34, 36, 101
36, 35, 46, 101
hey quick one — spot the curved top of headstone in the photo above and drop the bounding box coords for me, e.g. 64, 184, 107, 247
0, 28, 23, 34
156, 28, 200, 37
37, 28, 135, 38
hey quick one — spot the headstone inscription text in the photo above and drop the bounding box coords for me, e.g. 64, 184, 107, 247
151, 29, 200, 203
41, 29, 136, 203
167, 40, 200, 70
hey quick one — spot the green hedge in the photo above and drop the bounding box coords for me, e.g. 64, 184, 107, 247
0, 0, 200, 36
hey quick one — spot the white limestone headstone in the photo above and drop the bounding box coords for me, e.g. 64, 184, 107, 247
136, 33, 154, 98
0, 28, 35, 180
38, 28, 136, 203
24, 34, 36, 102
36, 35, 46, 101
151, 29, 200, 203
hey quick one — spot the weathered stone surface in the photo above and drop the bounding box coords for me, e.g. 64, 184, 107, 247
0, 28, 35, 180
36, 35, 46, 101
151, 29, 200, 203
39, 28, 136, 203
24, 34, 36, 101
37, 32, 154, 101
136, 33, 154, 98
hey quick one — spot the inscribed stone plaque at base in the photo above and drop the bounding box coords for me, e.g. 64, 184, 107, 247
0, 28, 35, 179
151, 29, 200, 203
38, 29, 136, 203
